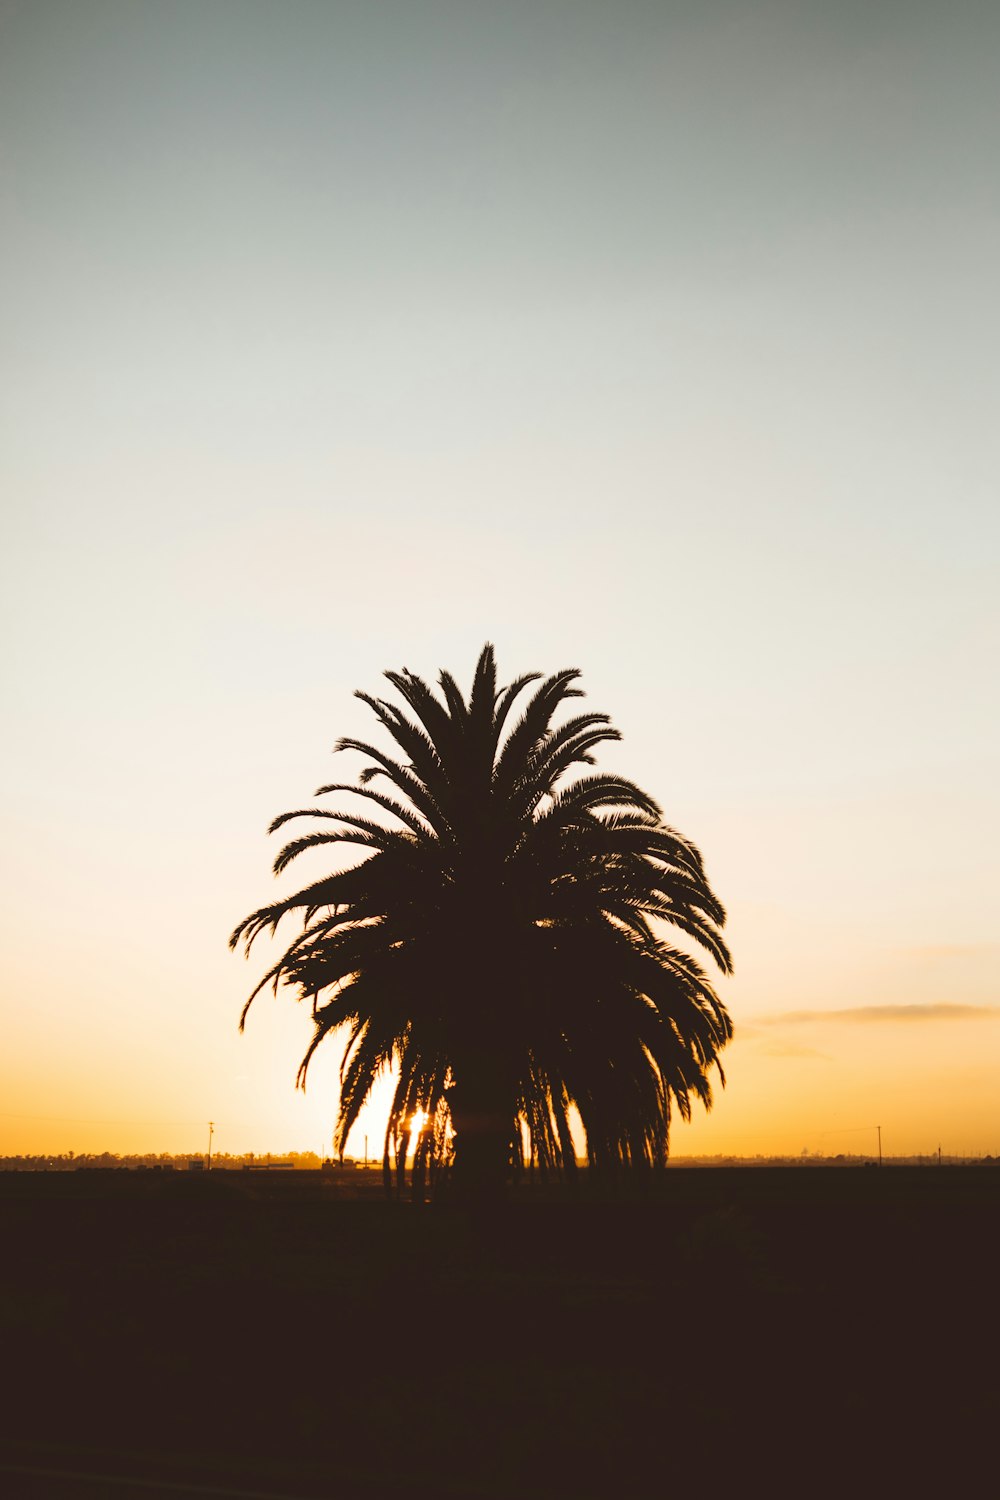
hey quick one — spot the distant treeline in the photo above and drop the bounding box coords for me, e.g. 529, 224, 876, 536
2, 1150, 995, 1171
0, 1151, 340, 1172
670, 1153, 998, 1167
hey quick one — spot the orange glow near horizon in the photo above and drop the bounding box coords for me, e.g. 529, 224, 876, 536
3, 987, 999, 1161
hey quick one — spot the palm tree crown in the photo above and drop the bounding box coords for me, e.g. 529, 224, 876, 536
231, 645, 732, 1194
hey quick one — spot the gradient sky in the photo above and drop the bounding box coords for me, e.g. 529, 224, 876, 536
2, 0, 997, 1160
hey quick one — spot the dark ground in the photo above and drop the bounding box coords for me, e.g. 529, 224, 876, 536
0, 1166, 996, 1497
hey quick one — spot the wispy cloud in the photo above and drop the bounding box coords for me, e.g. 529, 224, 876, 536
756, 1003, 1000, 1026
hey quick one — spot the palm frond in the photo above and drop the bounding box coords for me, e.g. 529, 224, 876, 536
333, 736, 455, 842
493, 668, 584, 793
492, 671, 543, 750
311, 783, 431, 837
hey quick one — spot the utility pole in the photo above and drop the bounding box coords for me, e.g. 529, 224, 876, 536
207, 1121, 214, 1170
877, 1124, 882, 1168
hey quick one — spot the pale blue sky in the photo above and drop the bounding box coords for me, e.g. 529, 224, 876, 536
2, 1, 997, 1157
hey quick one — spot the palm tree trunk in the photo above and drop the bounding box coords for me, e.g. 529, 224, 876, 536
447, 1077, 511, 1202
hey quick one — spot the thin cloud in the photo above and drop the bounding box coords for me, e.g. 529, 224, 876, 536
757, 1003, 1000, 1026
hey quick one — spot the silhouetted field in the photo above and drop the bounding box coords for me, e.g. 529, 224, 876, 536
1, 1167, 995, 1496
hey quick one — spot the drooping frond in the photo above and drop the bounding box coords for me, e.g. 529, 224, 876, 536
547, 773, 662, 820
332, 737, 455, 842
271, 818, 413, 876
311, 782, 432, 837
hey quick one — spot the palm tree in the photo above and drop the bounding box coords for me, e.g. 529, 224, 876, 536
231, 645, 732, 1198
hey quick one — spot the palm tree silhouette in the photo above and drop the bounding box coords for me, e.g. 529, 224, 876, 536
231, 645, 732, 1199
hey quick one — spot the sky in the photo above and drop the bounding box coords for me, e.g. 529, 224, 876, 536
2, 0, 998, 1161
